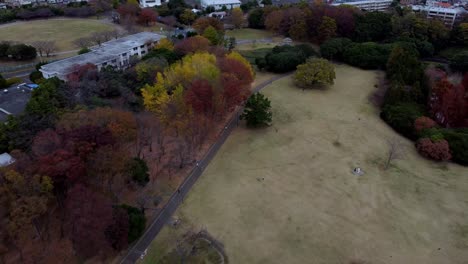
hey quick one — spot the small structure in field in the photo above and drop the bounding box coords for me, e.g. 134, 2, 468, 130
0, 153, 15, 167
352, 167, 364, 176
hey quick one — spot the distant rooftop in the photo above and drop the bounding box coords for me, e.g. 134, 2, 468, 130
40, 32, 165, 76
412, 4, 467, 13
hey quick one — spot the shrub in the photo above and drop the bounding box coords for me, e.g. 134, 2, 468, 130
78, 47, 91, 54
120, 204, 146, 243
30, 71, 44, 84
414, 116, 437, 134
127, 157, 149, 186
420, 128, 468, 165
381, 102, 425, 139
240, 92, 272, 128
343, 42, 392, 69
416, 138, 451, 161
264, 45, 313, 73
6, 77, 21, 86
7, 43, 37, 60
449, 52, 468, 72
0, 73, 6, 88
294, 58, 335, 89
320, 38, 352, 60
143, 48, 180, 64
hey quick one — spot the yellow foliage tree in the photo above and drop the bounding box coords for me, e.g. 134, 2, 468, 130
141, 72, 170, 119
164, 52, 220, 88
155, 38, 174, 51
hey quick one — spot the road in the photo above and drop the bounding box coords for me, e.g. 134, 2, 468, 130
120, 73, 291, 264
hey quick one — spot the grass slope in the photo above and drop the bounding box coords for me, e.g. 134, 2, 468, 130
0, 18, 116, 52
143, 64, 468, 264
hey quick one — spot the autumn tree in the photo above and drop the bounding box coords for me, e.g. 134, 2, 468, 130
294, 58, 336, 89
65, 184, 113, 258
180, 9, 196, 25
193, 17, 224, 33
429, 77, 467, 127
105, 207, 129, 251
231, 7, 244, 28
416, 137, 451, 161
155, 38, 174, 51
138, 8, 158, 26
240, 93, 272, 128
174, 36, 211, 55
203, 25, 220, 45
184, 79, 214, 115
318, 16, 337, 43
265, 10, 283, 33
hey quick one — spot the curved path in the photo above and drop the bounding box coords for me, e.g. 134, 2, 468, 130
120, 73, 292, 264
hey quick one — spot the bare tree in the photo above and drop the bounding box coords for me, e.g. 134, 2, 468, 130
90, 32, 106, 47
32, 41, 46, 57
73, 37, 92, 49
101, 30, 115, 42
384, 137, 405, 170
43, 41, 56, 57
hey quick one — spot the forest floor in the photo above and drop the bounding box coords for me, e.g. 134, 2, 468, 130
141, 64, 468, 264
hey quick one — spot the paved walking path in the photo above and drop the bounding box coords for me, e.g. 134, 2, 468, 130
120, 73, 292, 264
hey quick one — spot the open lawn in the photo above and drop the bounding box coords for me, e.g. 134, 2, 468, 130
0, 18, 118, 52
143, 64, 468, 264
226, 28, 274, 40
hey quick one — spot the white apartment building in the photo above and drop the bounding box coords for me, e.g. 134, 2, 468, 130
139, 0, 161, 8
40, 32, 165, 80
412, 5, 467, 27
331, 0, 393, 11
201, 0, 241, 10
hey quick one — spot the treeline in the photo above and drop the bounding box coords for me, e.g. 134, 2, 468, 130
0, 41, 37, 60
0, 1, 105, 23
248, 4, 466, 49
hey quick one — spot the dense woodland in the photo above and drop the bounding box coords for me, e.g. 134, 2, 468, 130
0, 13, 254, 261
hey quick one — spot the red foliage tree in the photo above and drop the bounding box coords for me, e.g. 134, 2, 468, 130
416, 138, 452, 161
218, 57, 254, 85
220, 73, 250, 111
174, 36, 211, 55
105, 207, 129, 251
324, 6, 356, 38
185, 79, 214, 115
38, 149, 86, 184
32, 129, 62, 157
66, 184, 113, 258
414, 116, 437, 133
428, 76, 467, 127
117, 3, 140, 18
138, 8, 157, 26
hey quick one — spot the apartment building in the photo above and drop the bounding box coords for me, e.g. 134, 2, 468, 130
40, 32, 165, 81
331, 0, 393, 11
139, 0, 161, 8
201, 0, 241, 10
412, 4, 467, 27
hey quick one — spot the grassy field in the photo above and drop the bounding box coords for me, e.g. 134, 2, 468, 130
0, 18, 117, 52
143, 64, 468, 264
226, 28, 274, 40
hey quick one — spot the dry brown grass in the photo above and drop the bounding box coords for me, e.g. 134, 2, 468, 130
143, 64, 468, 264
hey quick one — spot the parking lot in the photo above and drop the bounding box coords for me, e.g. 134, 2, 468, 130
0, 85, 32, 122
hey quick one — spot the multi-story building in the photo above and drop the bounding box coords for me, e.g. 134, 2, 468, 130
331, 0, 393, 11
40, 32, 165, 81
201, 0, 241, 10
412, 4, 467, 27
139, 0, 161, 8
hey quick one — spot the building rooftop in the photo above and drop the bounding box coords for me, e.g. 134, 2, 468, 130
201, 0, 241, 4
40, 32, 165, 76
412, 4, 467, 13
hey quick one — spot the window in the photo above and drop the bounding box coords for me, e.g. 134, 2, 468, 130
112, 59, 117, 63
122, 53, 127, 56
133, 47, 138, 51
140, 45, 145, 48
142, 50, 146, 54
147, 43, 151, 47
103, 62, 107, 66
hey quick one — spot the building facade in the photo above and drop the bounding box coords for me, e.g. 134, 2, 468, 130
40, 32, 165, 81
412, 5, 467, 27
201, 0, 241, 10
139, 0, 161, 8
331, 0, 393, 11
